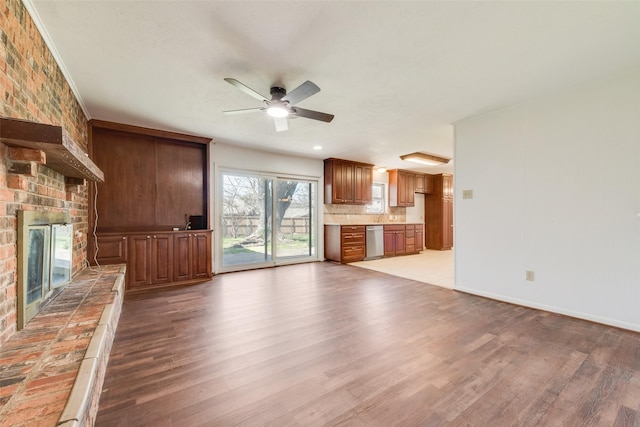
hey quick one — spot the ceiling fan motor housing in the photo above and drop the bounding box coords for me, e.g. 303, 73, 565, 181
270, 86, 287, 101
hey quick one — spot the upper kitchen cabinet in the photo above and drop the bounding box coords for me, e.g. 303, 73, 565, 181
324, 158, 373, 205
388, 169, 416, 207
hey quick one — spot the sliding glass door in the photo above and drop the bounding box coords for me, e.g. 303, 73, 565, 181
219, 171, 317, 272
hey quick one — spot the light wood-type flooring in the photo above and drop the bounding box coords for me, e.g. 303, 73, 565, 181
96, 261, 640, 426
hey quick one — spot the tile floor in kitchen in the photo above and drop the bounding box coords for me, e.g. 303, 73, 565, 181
351, 249, 454, 289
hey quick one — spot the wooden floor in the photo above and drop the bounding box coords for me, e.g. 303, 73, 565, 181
96, 262, 640, 426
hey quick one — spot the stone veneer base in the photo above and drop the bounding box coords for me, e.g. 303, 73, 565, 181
0, 264, 126, 427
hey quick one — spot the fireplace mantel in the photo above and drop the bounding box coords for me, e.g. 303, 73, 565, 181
0, 117, 104, 182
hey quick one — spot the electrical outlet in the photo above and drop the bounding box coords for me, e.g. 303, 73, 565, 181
462, 189, 473, 199
525, 270, 535, 281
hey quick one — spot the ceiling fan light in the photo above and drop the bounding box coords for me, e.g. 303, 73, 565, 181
400, 152, 450, 166
267, 105, 289, 118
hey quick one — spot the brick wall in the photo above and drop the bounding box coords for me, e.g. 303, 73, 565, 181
0, 0, 89, 346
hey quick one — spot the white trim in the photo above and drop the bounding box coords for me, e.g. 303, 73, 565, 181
22, 0, 91, 119
455, 286, 640, 333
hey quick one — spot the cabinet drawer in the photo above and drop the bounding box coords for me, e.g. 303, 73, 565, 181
341, 225, 365, 233
342, 245, 366, 261
341, 232, 365, 246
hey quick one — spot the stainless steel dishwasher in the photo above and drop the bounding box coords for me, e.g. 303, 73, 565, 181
365, 225, 384, 260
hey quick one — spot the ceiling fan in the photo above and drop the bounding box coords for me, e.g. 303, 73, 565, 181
223, 78, 334, 132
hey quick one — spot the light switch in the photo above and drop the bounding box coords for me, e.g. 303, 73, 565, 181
462, 189, 473, 199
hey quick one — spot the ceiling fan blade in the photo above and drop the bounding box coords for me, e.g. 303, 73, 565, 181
274, 117, 288, 132
224, 78, 269, 102
292, 107, 334, 123
222, 107, 264, 115
281, 81, 320, 105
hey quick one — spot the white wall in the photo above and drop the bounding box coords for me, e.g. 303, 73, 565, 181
209, 142, 325, 270
454, 71, 640, 331
406, 193, 425, 223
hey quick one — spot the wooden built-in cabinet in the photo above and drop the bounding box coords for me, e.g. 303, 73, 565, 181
88, 120, 213, 290
326, 224, 423, 263
389, 170, 435, 207
95, 230, 212, 290
384, 225, 406, 256
389, 170, 416, 207
425, 174, 453, 250
324, 158, 373, 205
324, 225, 366, 263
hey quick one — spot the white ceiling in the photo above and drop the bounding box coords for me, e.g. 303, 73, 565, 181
26, 1, 640, 173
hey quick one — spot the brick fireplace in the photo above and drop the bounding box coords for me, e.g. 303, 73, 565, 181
0, 0, 91, 346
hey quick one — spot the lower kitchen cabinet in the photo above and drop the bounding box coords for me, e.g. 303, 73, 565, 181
384, 225, 406, 257
325, 224, 423, 263
384, 224, 423, 257
324, 225, 366, 263
94, 230, 212, 290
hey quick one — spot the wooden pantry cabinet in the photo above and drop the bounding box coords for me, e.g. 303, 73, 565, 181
324, 158, 373, 205
425, 174, 453, 250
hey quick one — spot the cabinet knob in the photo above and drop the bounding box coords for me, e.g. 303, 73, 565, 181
146, 236, 150, 239
153, 235, 157, 238
122, 237, 126, 240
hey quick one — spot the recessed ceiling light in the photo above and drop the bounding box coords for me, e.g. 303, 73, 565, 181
313, 145, 323, 150
377, 167, 387, 173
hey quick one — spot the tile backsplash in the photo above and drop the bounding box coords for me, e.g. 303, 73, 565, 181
323, 204, 406, 225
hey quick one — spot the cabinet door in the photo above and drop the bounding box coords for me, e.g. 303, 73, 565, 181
406, 173, 415, 206
354, 164, 372, 204
443, 199, 453, 249
95, 234, 127, 265
423, 175, 434, 194
414, 175, 425, 193
397, 172, 407, 206
151, 234, 173, 284
443, 174, 454, 199
332, 161, 355, 203
383, 229, 396, 257
128, 235, 152, 288
394, 230, 406, 255
173, 233, 192, 281
397, 172, 415, 207
415, 226, 424, 251
191, 232, 212, 279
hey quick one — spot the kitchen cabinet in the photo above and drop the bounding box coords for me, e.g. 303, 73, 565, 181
94, 230, 212, 290
324, 225, 366, 263
405, 224, 416, 254
415, 173, 434, 194
354, 163, 373, 204
414, 174, 425, 193
423, 174, 434, 195
389, 170, 416, 207
383, 225, 406, 256
425, 174, 453, 250
324, 158, 373, 205
415, 224, 424, 252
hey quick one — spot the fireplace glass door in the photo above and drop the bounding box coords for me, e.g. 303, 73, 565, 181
27, 226, 50, 305
51, 224, 72, 287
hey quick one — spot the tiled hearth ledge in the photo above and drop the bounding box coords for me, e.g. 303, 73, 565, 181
0, 264, 126, 427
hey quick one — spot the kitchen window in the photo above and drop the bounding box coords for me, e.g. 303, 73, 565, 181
366, 183, 385, 213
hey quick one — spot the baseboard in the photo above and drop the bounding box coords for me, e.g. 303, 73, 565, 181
455, 286, 640, 333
